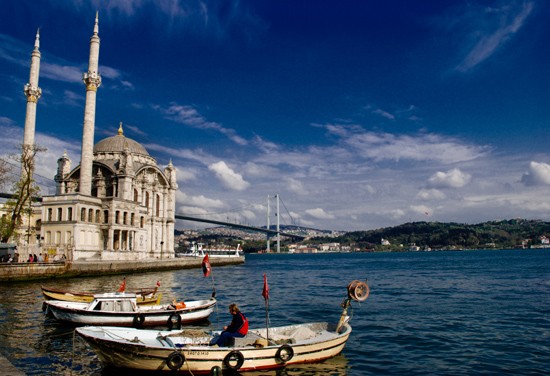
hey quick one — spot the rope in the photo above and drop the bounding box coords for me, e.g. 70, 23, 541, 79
71, 329, 76, 376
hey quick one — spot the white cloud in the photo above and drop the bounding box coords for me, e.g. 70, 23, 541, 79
390, 209, 406, 219
208, 161, 250, 191
62, 90, 84, 106
372, 108, 395, 120
0, 116, 16, 126
173, 165, 198, 183
341, 128, 490, 164
410, 205, 432, 217
155, 103, 247, 145
428, 168, 471, 188
521, 161, 550, 186
187, 194, 225, 209
305, 208, 335, 219
285, 177, 306, 195
454, 2, 534, 72
40, 62, 82, 83
417, 188, 446, 200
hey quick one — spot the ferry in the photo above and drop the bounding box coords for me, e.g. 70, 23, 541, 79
177, 242, 244, 259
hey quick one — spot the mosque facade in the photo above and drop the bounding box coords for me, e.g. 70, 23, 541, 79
16, 15, 177, 261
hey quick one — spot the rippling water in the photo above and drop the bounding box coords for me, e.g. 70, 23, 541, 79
1, 249, 549, 375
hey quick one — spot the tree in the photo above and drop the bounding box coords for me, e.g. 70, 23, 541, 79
0, 144, 45, 243
0, 157, 11, 190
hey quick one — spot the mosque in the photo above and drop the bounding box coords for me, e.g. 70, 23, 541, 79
13, 14, 177, 261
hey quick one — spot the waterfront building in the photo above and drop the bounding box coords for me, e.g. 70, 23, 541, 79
3, 14, 177, 261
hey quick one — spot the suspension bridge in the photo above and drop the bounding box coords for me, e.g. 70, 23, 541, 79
1, 189, 303, 252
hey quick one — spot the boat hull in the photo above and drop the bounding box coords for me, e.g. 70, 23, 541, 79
76, 322, 351, 373
46, 298, 216, 327
41, 286, 162, 305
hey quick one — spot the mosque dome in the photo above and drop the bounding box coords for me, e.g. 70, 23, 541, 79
93, 123, 149, 156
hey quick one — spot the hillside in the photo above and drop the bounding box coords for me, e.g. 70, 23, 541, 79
324, 219, 550, 250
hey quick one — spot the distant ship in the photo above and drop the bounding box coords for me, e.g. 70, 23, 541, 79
178, 243, 244, 259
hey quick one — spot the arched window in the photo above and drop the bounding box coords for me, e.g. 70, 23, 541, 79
95, 210, 101, 223
145, 192, 150, 208
134, 189, 139, 202
115, 211, 120, 224
140, 216, 144, 228
67, 207, 73, 221
47, 208, 53, 221
81, 208, 86, 221
104, 210, 109, 224
88, 208, 93, 222
57, 208, 62, 221
123, 212, 127, 225
131, 213, 135, 226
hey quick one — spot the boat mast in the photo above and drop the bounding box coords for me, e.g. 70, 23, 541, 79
276, 194, 280, 253
266, 195, 270, 253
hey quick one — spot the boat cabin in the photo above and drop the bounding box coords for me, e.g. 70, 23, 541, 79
87, 293, 139, 312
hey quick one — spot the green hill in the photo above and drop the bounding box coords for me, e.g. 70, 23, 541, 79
322, 219, 550, 250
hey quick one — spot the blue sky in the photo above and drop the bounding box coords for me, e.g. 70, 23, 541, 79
0, 0, 549, 231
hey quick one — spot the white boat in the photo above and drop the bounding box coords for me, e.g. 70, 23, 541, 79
76, 280, 369, 373
44, 292, 216, 328
179, 242, 244, 258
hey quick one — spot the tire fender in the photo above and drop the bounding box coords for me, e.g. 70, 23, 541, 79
133, 313, 145, 327
167, 313, 182, 329
166, 351, 185, 371
275, 344, 294, 363
223, 350, 244, 370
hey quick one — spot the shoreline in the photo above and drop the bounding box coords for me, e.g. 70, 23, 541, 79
0, 256, 244, 282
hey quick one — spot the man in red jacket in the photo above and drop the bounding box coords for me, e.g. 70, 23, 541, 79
211, 303, 248, 347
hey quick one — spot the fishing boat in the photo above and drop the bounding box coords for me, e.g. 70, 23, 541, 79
178, 242, 244, 258
45, 292, 216, 328
41, 284, 162, 306
75, 280, 369, 373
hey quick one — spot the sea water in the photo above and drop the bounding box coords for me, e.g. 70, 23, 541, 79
0, 249, 548, 375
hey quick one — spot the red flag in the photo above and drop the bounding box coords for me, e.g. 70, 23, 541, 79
118, 278, 126, 292
262, 273, 269, 301
156, 280, 161, 287
202, 254, 211, 277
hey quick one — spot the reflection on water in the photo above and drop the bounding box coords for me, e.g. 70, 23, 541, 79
242, 355, 349, 376
98, 355, 349, 376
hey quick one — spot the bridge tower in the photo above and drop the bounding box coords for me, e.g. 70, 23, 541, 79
266, 194, 281, 253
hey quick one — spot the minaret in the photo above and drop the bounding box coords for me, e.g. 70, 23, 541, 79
79, 12, 101, 196
23, 29, 42, 148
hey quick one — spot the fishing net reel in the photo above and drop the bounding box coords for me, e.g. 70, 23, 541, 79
347, 280, 369, 302
336, 279, 369, 333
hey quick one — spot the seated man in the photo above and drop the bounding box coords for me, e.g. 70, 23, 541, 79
211, 303, 248, 347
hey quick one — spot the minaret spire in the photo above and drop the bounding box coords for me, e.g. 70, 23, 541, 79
23, 28, 42, 148
79, 13, 102, 196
